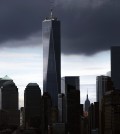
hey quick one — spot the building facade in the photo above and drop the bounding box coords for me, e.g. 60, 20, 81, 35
66, 88, 80, 134
84, 93, 90, 112
42, 12, 61, 107
88, 102, 99, 134
61, 76, 80, 134
24, 83, 41, 128
61, 76, 80, 94
111, 46, 120, 89
96, 75, 113, 105
96, 75, 113, 134
102, 90, 120, 134
41, 92, 52, 134
58, 93, 66, 123
0, 75, 13, 109
0, 80, 20, 127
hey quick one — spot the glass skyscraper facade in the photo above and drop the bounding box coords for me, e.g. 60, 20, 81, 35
61, 76, 80, 94
42, 14, 61, 107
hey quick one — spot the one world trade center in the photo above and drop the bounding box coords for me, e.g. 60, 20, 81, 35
42, 11, 61, 107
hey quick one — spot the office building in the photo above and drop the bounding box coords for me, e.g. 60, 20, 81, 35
61, 76, 80, 94
80, 104, 83, 116
93, 102, 99, 131
24, 83, 41, 128
0, 75, 12, 87
0, 80, 18, 110
51, 107, 58, 123
0, 110, 8, 127
0, 80, 20, 127
102, 90, 120, 134
52, 123, 66, 134
88, 103, 94, 134
96, 75, 113, 134
66, 88, 80, 134
20, 107, 24, 127
61, 77, 80, 134
58, 93, 65, 123
81, 116, 89, 134
42, 11, 61, 107
0, 76, 13, 109
88, 102, 99, 134
41, 92, 52, 134
111, 46, 120, 89
63, 76, 81, 132
84, 92, 90, 112
96, 75, 113, 105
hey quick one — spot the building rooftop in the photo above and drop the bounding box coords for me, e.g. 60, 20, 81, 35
25, 83, 41, 92
43, 9, 58, 22
1, 75, 12, 80
3, 80, 15, 87
27, 83, 39, 87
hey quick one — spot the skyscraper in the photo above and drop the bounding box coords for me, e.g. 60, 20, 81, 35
0, 79, 20, 127
96, 75, 113, 105
102, 90, 120, 134
24, 83, 41, 128
41, 92, 52, 134
1, 80, 18, 110
61, 76, 80, 134
61, 76, 80, 94
111, 46, 120, 89
65, 86, 80, 134
58, 93, 65, 123
96, 75, 113, 134
0, 75, 13, 109
84, 92, 90, 112
42, 11, 61, 107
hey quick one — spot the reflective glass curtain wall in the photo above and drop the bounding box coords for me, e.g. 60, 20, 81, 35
42, 18, 61, 107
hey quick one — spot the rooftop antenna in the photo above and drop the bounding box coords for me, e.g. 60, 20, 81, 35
50, 0, 54, 18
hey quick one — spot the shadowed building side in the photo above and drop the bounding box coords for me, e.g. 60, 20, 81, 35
0, 79, 20, 127
111, 46, 120, 90
61, 76, 81, 134
24, 83, 41, 128
41, 92, 52, 134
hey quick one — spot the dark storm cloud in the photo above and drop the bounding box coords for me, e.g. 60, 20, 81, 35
0, 0, 120, 55
0, 0, 47, 42
59, 0, 120, 55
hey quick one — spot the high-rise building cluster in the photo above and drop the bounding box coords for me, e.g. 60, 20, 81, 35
83, 47, 120, 134
0, 11, 82, 134
0, 11, 120, 134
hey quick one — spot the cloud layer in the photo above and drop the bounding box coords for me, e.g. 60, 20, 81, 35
0, 0, 120, 55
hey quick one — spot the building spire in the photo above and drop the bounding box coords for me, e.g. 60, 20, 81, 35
50, 8, 53, 19
50, 0, 54, 19
87, 89, 88, 100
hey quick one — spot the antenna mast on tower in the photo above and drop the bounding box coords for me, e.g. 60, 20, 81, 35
50, 0, 55, 18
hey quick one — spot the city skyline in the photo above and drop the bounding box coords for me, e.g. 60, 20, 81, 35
0, 0, 118, 106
